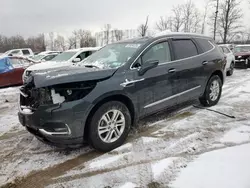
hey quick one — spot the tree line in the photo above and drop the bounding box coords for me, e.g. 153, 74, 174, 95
0, 0, 247, 53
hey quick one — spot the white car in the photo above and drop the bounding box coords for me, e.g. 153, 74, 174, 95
219, 45, 235, 76
3, 48, 34, 58
23, 47, 100, 81
30, 53, 59, 63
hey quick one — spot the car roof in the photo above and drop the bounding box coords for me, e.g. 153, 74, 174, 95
115, 32, 213, 44
66, 47, 101, 52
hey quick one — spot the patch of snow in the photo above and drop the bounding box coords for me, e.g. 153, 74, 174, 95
171, 144, 250, 188
141, 136, 161, 144
114, 143, 132, 152
118, 182, 137, 188
152, 157, 177, 179
51, 89, 65, 104
22, 108, 32, 113
46, 73, 69, 79
89, 154, 125, 169
220, 125, 250, 144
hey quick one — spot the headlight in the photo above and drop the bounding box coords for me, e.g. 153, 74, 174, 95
50, 81, 97, 104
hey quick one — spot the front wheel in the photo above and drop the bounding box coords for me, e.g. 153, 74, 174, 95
199, 75, 222, 107
88, 101, 131, 152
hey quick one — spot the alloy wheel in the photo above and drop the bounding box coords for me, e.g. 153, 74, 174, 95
98, 110, 125, 143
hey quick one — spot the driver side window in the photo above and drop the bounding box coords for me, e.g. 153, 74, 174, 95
142, 41, 171, 64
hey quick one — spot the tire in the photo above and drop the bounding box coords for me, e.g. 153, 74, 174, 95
199, 75, 222, 107
87, 101, 131, 152
226, 62, 234, 76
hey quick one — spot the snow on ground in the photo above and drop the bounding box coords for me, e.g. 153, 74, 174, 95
0, 69, 250, 188
171, 144, 250, 188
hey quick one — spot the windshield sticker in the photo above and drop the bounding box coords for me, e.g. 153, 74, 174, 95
125, 44, 141, 48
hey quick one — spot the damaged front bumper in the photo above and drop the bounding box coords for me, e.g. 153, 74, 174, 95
18, 92, 93, 147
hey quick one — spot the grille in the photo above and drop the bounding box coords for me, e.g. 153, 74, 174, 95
20, 87, 52, 110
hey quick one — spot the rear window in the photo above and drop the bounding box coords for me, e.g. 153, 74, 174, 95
196, 38, 214, 52
172, 39, 198, 60
22, 50, 30, 55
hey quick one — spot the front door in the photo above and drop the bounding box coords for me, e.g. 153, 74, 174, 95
124, 40, 179, 117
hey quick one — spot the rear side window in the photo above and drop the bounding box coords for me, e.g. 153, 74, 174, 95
22, 50, 30, 55
195, 38, 214, 52
172, 39, 198, 60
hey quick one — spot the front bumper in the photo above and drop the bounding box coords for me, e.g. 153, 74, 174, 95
18, 98, 93, 146
235, 59, 249, 68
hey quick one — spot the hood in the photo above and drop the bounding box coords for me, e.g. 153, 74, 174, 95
26, 60, 71, 71
31, 66, 117, 88
234, 52, 250, 56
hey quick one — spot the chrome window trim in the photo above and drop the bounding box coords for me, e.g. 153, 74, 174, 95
130, 37, 215, 69
144, 85, 201, 109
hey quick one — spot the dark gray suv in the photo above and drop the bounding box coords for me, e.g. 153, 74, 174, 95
18, 33, 226, 152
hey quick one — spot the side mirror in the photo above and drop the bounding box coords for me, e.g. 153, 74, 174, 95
138, 60, 159, 76
73, 58, 81, 63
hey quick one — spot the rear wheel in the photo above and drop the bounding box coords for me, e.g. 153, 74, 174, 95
199, 75, 222, 107
88, 101, 131, 152
226, 62, 234, 76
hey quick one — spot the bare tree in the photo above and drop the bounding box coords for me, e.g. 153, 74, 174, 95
201, 0, 211, 34
104, 24, 111, 44
155, 16, 169, 31
217, 0, 243, 43
138, 16, 149, 37
80, 31, 96, 47
48, 32, 55, 50
183, 0, 194, 32
54, 35, 66, 51
171, 5, 184, 32
114, 29, 123, 41
191, 10, 201, 33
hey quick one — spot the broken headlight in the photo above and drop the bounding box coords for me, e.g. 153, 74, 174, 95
50, 81, 97, 104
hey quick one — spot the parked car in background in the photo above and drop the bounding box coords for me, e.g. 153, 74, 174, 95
23, 47, 101, 82
233, 45, 250, 69
219, 45, 235, 76
3, 48, 34, 58
30, 53, 59, 63
0, 56, 33, 87
37, 51, 61, 55
18, 33, 225, 152
221, 43, 235, 51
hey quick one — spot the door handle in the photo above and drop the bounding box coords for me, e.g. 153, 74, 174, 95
168, 68, 176, 73
202, 61, 208, 65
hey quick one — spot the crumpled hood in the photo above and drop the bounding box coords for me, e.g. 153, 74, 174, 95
26, 60, 71, 71
31, 66, 117, 88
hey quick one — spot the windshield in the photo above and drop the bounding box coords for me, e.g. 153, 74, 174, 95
31, 55, 45, 61
51, 51, 77, 62
234, 46, 250, 53
78, 43, 142, 69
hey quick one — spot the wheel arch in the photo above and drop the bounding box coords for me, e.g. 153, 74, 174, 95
84, 93, 136, 140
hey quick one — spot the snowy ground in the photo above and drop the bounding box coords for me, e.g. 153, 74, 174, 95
1, 69, 250, 188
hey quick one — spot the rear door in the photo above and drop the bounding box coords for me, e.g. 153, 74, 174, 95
170, 38, 204, 103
